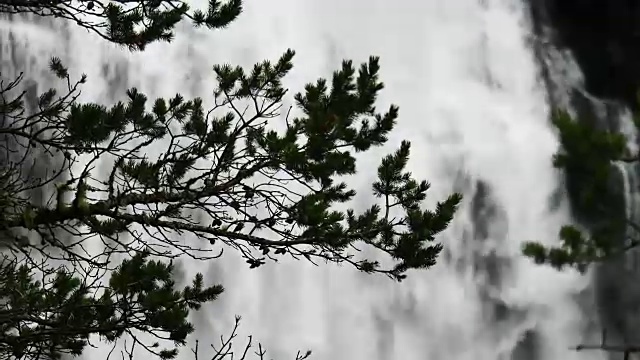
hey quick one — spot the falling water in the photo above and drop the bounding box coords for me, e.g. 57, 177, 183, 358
0, 0, 607, 359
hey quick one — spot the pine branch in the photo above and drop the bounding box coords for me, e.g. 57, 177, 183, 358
0, 42, 462, 359
0, 0, 243, 50
0, 53, 461, 281
573, 330, 639, 360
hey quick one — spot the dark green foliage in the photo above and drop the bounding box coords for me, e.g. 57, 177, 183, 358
0, 252, 222, 359
0, 0, 242, 50
551, 109, 628, 216
0, 45, 461, 358
1, 52, 461, 281
523, 107, 640, 271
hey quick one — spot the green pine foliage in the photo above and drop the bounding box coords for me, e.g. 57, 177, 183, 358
6, 52, 462, 279
0, 0, 242, 50
523, 107, 640, 271
2, 53, 462, 280
0, 29, 462, 360
0, 252, 222, 359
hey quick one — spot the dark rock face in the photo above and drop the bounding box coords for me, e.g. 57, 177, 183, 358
530, 0, 640, 108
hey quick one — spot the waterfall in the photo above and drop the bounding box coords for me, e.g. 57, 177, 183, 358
0, 0, 606, 359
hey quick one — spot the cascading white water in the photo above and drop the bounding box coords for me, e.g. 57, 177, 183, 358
0, 0, 609, 359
